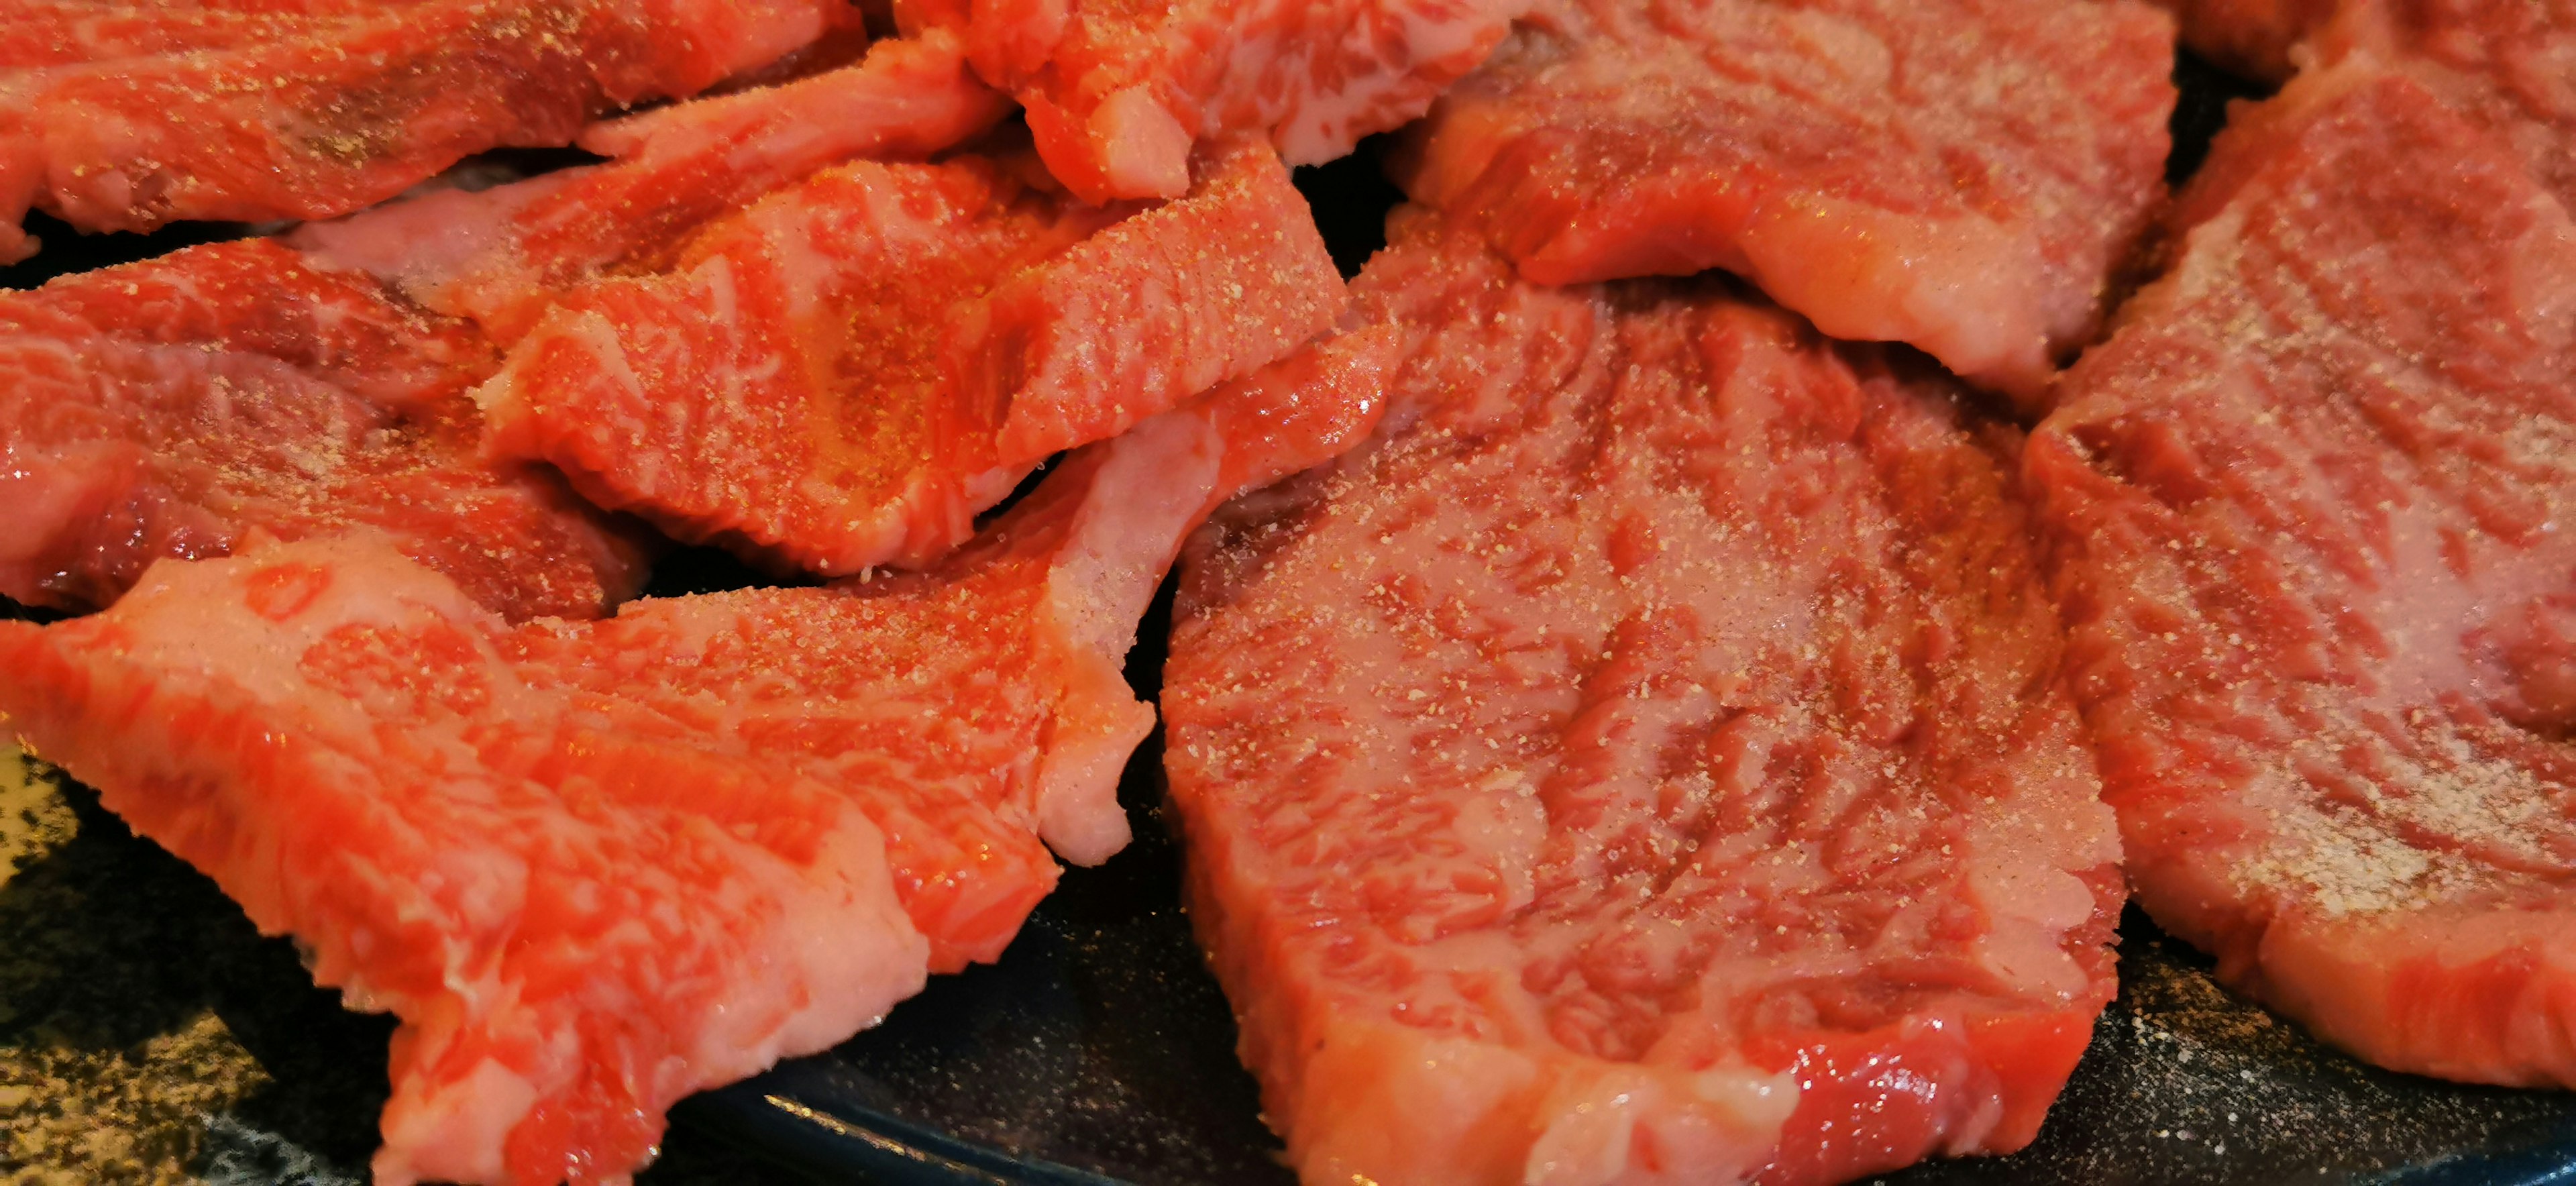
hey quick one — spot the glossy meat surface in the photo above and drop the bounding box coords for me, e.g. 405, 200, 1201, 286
0, 0, 852, 262
1165, 214, 2121, 1186
2028, 61, 2576, 1087
1397, 0, 2176, 406
0, 239, 648, 621
0, 350, 1387, 1185
896, 0, 1525, 202
474, 137, 1348, 576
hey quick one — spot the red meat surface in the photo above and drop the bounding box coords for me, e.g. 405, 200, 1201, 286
1395, 0, 2176, 407
2027, 60, 2576, 1087
0, 0, 856, 263
2155, 0, 2576, 208
474, 136, 1348, 576
1163, 213, 2121, 1186
0, 237, 648, 621
292, 32, 1014, 343
894, 0, 1526, 203
2314, 0, 2576, 211
0, 345, 1387, 1185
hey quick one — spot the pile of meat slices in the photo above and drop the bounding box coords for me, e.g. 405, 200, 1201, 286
1, 0, 2571, 1183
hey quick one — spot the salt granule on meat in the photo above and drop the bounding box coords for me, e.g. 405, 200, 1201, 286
2028, 58, 2576, 1087
0, 238, 649, 621
1164, 211, 2123, 1186
894, 0, 1527, 203
0, 0, 860, 263
1396, 0, 2176, 407
471, 134, 1348, 576
0, 337, 1389, 1185
292, 31, 1015, 343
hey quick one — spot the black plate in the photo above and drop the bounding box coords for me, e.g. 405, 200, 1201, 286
9, 44, 2574, 1186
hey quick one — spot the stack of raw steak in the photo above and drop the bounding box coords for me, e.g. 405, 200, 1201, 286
3, 0, 2570, 1183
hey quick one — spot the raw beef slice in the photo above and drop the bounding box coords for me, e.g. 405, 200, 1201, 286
0, 237, 647, 621
1164, 213, 2121, 1186
472, 135, 1348, 575
894, 0, 1527, 202
1397, 0, 2176, 406
0, 0, 856, 262
0, 343, 1389, 1186
2314, 0, 2576, 212
2152, 0, 2576, 117
2027, 60, 2576, 1086
292, 31, 1015, 343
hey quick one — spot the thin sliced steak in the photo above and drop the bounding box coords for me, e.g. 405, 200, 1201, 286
0, 0, 855, 263
291, 32, 1014, 343
0, 345, 1387, 1186
894, 0, 1526, 203
1164, 212, 2120, 1186
474, 136, 1348, 575
1396, 0, 2175, 406
0, 238, 648, 621
2027, 60, 2576, 1086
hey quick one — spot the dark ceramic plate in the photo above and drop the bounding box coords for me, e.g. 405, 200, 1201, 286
7, 46, 2574, 1186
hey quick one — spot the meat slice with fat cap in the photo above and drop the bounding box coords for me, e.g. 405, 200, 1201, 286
0, 339, 1388, 1186
1396, 0, 2176, 408
2027, 58, 2576, 1087
0, 0, 859, 263
0, 237, 649, 621
472, 135, 1349, 576
1163, 211, 2121, 1186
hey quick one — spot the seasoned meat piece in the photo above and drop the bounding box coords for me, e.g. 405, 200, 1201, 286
0, 336, 1388, 1185
1397, 0, 2176, 407
896, 0, 1525, 202
0, 238, 648, 621
0, 0, 857, 262
473, 136, 1347, 576
1165, 212, 2121, 1185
